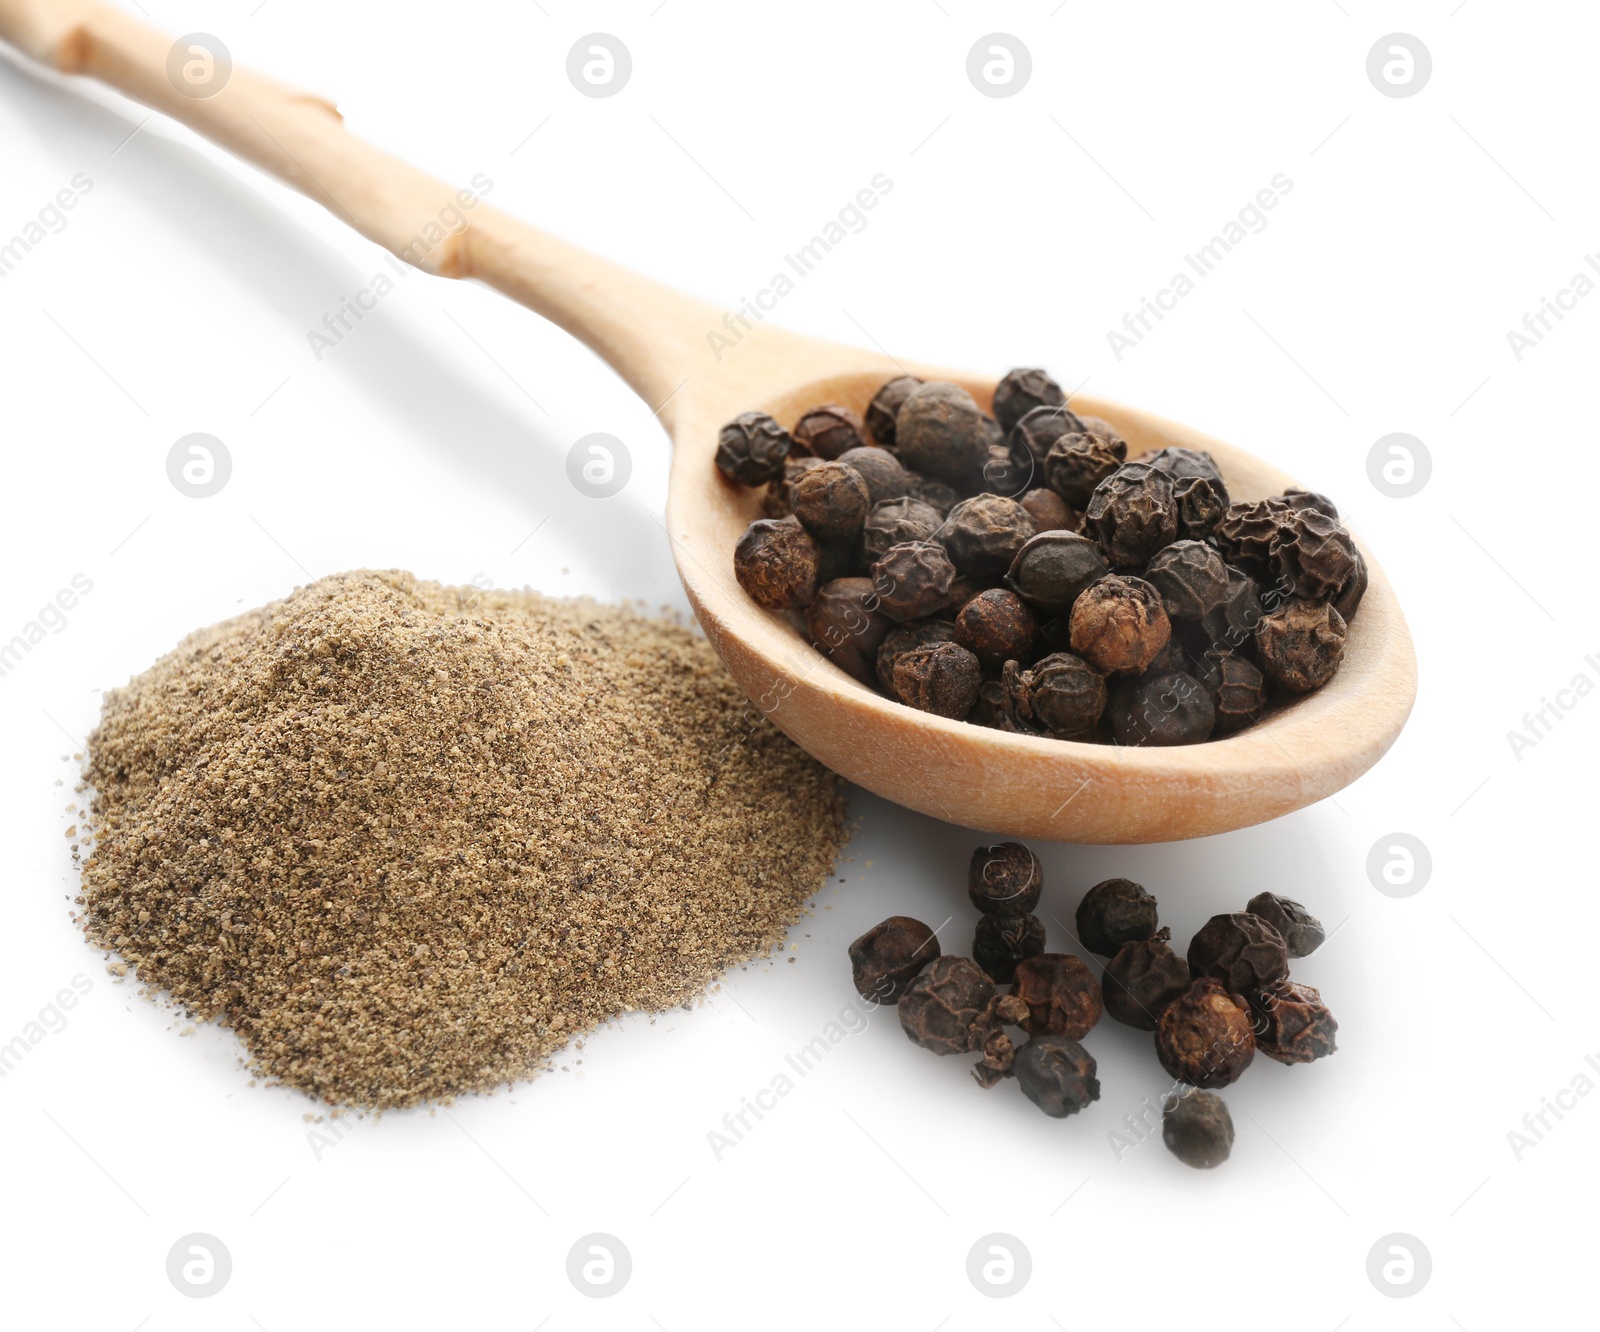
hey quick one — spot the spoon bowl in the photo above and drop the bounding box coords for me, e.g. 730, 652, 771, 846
1, 0, 1417, 840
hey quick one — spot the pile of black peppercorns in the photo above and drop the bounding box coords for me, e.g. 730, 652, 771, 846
846, 843, 1337, 1169
719, 370, 1367, 745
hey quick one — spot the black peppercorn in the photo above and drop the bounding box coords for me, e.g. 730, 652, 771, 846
1334, 546, 1368, 623
1045, 431, 1126, 509
1140, 446, 1227, 492
804, 578, 892, 687
1013, 1035, 1100, 1117
1249, 979, 1339, 1065
1154, 977, 1256, 1089
792, 403, 866, 459
1187, 912, 1289, 993
1188, 564, 1266, 658
715, 411, 792, 487
1281, 486, 1339, 520
1162, 1089, 1234, 1168
892, 641, 982, 718
1254, 599, 1346, 692
895, 381, 991, 486
1213, 499, 1294, 582
1075, 878, 1158, 956
939, 494, 1037, 579
979, 436, 1034, 498
1084, 462, 1178, 566
836, 446, 913, 506
1069, 575, 1171, 674
862, 496, 943, 565
1145, 540, 1231, 622
908, 475, 962, 516
1011, 403, 1091, 474
1005, 530, 1108, 616
1079, 414, 1124, 445
848, 915, 941, 1004
955, 589, 1037, 670
898, 956, 995, 1056
865, 375, 922, 448
992, 367, 1067, 434
733, 517, 821, 610
791, 460, 871, 544
973, 911, 1046, 984
967, 842, 1043, 916
1171, 473, 1229, 541
1103, 927, 1191, 1029
1193, 651, 1267, 734
1005, 652, 1106, 737
870, 541, 958, 622
1010, 954, 1102, 1039
1276, 507, 1357, 602
1017, 487, 1077, 534
760, 455, 825, 519
1109, 671, 1216, 747
1245, 892, 1326, 958
875, 618, 958, 695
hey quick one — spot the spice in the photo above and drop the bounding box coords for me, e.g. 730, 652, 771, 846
1162, 1090, 1234, 1168
870, 541, 957, 622
1102, 928, 1191, 1030
1172, 473, 1229, 541
875, 618, 957, 694
992, 367, 1066, 433
1154, 978, 1257, 1089
1084, 462, 1178, 566
1010, 954, 1102, 1039
849, 916, 940, 1003
895, 381, 992, 486
1075, 878, 1158, 956
865, 374, 922, 447
1145, 540, 1230, 622
791, 459, 871, 544
734, 517, 821, 610
973, 911, 1046, 984
837, 446, 913, 506
967, 842, 1043, 916
805, 578, 891, 686
1249, 980, 1339, 1064
939, 494, 1037, 578
1045, 432, 1126, 508
891, 641, 981, 718
954, 589, 1037, 670
716, 411, 791, 486
1005, 530, 1108, 616
898, 956, 1000, 1056
1255, 599, 1347, 693
862, 496, 944, 564
792, 403, 867, 459
1001, 653, 1105, 737
1246, 892, 1325, 958
1194, 652, 1266, 734
1013, 1036, 1100, 1117
1017, 487, 1075, 533
1069, 575, 1171, 674
1109, 671, 1216, 747
78, 571, 844, 1109
1187, 913, 1289, 993
1012, 404, 1089, 474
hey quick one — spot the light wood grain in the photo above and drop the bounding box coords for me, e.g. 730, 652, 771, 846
0, 0, 1418, 841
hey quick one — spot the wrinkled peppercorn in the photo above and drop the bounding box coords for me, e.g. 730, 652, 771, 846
1005, 652, 1106, 737
1076, 878, 1158, 956
716, 411, 792, 486
992, 367, 1067, 434
1045, 432, 1127, 509
1162, 1089, 1234, 1168
980, 436, 1035, 498
1143, 634, 1190, 677
835, 446, 913, 506
1011, 403, 1090, 473
1281, 486, 1338, 520
760, 455, 825, 518
1187, 913, 1289, 993
1069, 575, 1171, 674
849, 915, 941, 1004
1013, 1035, 1100, 1116
1334, 546, 1368, 623
875, 618, 958, 694
968, 842, 1043, 915
1189, 564, 1268, 658
939, 494, 1037, 579
1193, 651, 1267, 733
1154, 977, 1256, 1089
866, 375, 922, 447
969, 991, 1034, 1087
1084, 463, 1178, 566
1213, 499, 1294, 582
805, 577, 892, 686
1255, 599, 1346, 692
792, 403, 866, 459
862, 495, 944, 564
791, 460, 871, 543
870, 541, 957, 622
1018, 487, 1076, 534
1245, 892, 1326, 958
955, 589, 1037, 670
895, 381, 991, 486
1141, 446, 1227, 491
1103, 927, 1191, 1029
909, 475, 962, 516
973, 911, 1046, 984
734, 516, 821, 610
892, 641, 982, 718
1276, 507, 1358, 601
1110, 671, 1216, 747
898, 956, 996, 1055
1005, 530, 1108, 616
1249, 979, 1339, 1065
1145, 540, 1231, 621
1172, 473, 1229, 541
1010, 954, 1102, 1039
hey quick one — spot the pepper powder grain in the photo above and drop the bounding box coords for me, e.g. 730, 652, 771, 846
77, 571, 844, 1110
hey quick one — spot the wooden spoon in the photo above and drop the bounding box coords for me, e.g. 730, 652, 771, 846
0, 0, 1417, 842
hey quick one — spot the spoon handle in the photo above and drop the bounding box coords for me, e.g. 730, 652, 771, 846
0, 0, 718, 412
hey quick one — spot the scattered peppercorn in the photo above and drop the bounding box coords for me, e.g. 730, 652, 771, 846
1245, 893, 1325, 958
968, 842, 1043, 916
955, 589, 1037, 670
792, 403, 866, 459
715, 411, 791, 486
892, 641, 982, 718
1076, 878, 1158, 956
1249, 979, 1339, 1065
1109, 671, 1216, 747
865, 375, 922, 447
1255, 599, 1346, 693
1016, 487, 1075, 533
1013, 1035, 1100, 1117
1010, 954, 1102, 1039
897, 955, 997, 1056
871, 541, 958, 622
1102, 928, 1191, 1030
1154, 977, 1256, 1089
849, 916, 941, 1004
973, 911, 1046, 984
760, 455, 825, 518
1162, 1090, 1234, 1168
734, 517, 821, 610
1334, 547, 1368, 623
1069, 575, 1171, 674
1187, 913, 1289, 993
909, 474, 962, 515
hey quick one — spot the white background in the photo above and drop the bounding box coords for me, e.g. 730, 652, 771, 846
0, 1, 1592, 1327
